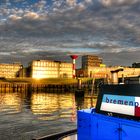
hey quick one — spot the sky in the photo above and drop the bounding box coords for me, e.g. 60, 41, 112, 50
0, 0, 140, 67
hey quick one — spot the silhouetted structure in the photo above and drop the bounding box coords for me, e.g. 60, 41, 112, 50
132, 62, 140, 68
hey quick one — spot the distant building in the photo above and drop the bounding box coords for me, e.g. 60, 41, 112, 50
76, 69, 87, 77
132, 62, 140, 68
29, 60, 73, 79
0, 63, 22, 78
82, 55, 103, 69
77, 66, 140, 81
78, 55, 140, 79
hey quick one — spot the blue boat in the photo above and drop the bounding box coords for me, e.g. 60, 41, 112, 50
77, 84, 140, 140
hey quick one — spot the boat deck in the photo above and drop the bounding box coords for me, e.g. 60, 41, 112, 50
33, 129, 77, 140
59, 134, 77, 140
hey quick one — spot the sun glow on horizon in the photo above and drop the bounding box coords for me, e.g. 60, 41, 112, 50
32, 71, 44, 79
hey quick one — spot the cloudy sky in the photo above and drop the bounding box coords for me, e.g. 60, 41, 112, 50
0, 0, 140, 67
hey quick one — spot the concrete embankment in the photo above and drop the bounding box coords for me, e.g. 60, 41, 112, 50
0, 78, 100, 93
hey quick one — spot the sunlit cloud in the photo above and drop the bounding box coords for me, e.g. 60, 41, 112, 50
66, 0, 77, 6
9, 15, 22, 21
0, 0, 140, 66
23, 12, 40, 20
99, 0, 139, 7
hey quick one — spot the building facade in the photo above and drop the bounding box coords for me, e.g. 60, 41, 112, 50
78, 55, 140, 80
30, 60, 73, 79
82, 55, 103, 69
77, 66, 140, 82
0, 63, 23, 78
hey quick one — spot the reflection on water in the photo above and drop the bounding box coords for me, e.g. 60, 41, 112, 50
75, 94, 97, 110
0, 93, 22, 113
31, 93, 75, 121
31, 93, 59, 114
0, 91, 97, 140
84, 97, 97, 109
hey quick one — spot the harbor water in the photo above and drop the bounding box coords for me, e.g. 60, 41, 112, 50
0, 91, 97, 140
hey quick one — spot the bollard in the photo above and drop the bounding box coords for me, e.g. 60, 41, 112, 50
78, 78, 82, 89
111, 68, 123, 84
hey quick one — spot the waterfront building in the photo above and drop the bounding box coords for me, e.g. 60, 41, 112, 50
77, 55, 140, 80
82, 55, 103, 69
29, 60, 73, 79
77, 66, 140, 81
0, 63, 22, 78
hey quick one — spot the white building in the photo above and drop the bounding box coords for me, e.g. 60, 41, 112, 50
30, 60, 73, 79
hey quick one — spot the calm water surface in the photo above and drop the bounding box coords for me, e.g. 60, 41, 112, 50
0, 92, 97, 140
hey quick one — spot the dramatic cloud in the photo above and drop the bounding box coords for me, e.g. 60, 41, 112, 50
66, 0, 76, 6
23, 12, 40, 20
8, 15, 22, 21
0, 0, 140, 67
100, 0, 139, 6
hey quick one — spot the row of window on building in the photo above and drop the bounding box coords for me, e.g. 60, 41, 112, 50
0, 60, 73, 79
31, 60, 73, 79
32, 60, 72, 68
0, 55, 139, 79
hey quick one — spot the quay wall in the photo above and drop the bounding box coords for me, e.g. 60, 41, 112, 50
0, 78, 98, 93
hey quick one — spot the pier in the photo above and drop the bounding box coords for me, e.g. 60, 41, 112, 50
0, 78, 100, 94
